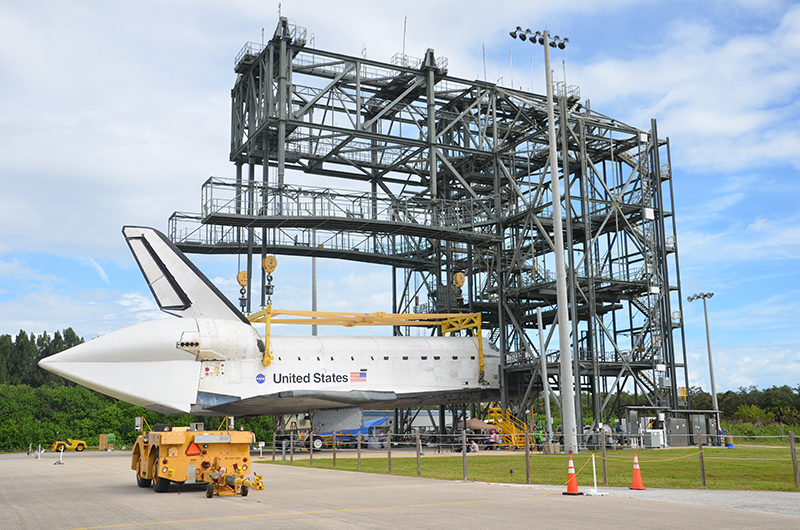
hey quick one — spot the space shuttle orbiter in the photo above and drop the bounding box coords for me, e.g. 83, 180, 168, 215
39, 226, 501, 417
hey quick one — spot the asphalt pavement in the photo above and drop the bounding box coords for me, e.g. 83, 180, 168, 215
1, 450, 798, 530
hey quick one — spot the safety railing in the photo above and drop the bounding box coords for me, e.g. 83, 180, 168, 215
199, 177, 495, 232
169, 211, 432, 258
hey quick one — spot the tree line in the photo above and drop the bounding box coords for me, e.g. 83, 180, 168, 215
689, 385, 800, 425
0, 329, 83, 387
0, 329, 272, 451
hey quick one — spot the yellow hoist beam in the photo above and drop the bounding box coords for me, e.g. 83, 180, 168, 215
248, 307, 485, 383
440, 313, 484, 384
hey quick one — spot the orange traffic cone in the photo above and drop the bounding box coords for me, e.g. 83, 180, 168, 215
630, 453, 646, 490
563, 455, 583, 495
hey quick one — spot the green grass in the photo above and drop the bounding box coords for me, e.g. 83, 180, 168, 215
261, 446, 800, 492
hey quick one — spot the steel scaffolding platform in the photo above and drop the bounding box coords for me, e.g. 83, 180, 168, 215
168, 18, 690, 431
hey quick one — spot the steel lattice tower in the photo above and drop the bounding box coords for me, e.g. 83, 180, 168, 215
169, 18, 690, 430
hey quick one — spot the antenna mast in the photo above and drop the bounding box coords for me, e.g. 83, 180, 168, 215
402, 15, 407, 59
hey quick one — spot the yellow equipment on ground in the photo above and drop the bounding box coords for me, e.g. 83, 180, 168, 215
131, 417, 263, 497
204, 456, 264, 498
52, 438, 86, 452
487, 407, 529, 449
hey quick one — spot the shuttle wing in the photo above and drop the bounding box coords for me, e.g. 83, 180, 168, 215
123, 226, 249, 324
194, 387, 500, 417
197, 389, 398, 416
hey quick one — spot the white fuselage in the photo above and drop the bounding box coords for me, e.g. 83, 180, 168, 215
200, 334, 500, 397
40, 317, 501, 416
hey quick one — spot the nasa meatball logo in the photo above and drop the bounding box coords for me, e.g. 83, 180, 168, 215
256, 373, 266, 384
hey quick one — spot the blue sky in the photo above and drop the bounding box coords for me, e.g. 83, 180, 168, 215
1, 0, 799, 393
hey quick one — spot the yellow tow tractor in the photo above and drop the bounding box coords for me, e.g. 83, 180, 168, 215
131, 417, 264, 497
52, 437, 86, 452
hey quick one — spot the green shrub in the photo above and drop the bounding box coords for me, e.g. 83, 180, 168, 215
734, 404, 775, 422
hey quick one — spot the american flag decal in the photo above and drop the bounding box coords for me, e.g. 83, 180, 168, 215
350, 371, 367, 382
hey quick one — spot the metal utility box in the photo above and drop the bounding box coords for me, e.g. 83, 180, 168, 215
666, 418, 689, 446
642, 431, 666, 448
99, 433, 117, 451
690, 414, 707, 443
706, 418, 721, 445
542, 442, 560, 454
627, 410, 639, 434
706, 418, 717, 434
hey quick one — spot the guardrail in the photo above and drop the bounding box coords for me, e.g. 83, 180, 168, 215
200, 178, 495, 232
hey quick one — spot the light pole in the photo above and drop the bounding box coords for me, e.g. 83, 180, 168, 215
688, 292, 720, 438
510, 27, 577, 453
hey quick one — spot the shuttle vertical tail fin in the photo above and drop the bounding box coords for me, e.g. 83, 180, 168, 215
123, 226, 249, 323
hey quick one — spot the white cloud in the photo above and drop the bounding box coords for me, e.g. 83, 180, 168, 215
675, 167, 800, 269
0, 286, 161, 338
680, 212, 800, 266
572, 4, 800, 171
0, 2, 236, 262
79, 257, 110, 284
682, 285, 800, 391
716, 342, 800, 389
0, 258, 61, 283
115, 293, 162, 322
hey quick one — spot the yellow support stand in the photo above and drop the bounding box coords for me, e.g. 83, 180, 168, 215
262, 303, 273, 367
488, 407, 528, 449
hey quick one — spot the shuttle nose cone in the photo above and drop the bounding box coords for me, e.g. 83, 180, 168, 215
39, 318, 202, 414
41, 318, 200, 366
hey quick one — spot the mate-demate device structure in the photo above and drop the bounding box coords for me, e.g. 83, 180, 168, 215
168, 18, 689, 435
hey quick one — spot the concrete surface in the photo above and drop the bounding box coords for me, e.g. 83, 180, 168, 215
1, 450, 798, 530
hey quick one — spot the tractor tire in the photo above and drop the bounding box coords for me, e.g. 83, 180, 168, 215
76, 444, 85, 452
150, 448, 169, 492
241, 485, 249, 497
56, 444, 65, 452
135, 454, 152, 487
206, 484, 214, 498
152, 475, 170, 493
